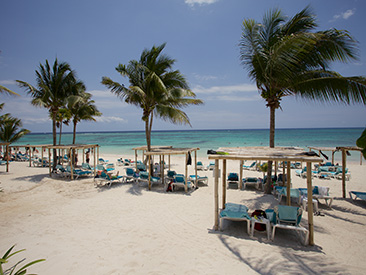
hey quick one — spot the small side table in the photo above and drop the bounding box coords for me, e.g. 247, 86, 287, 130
251, 217, 271, 240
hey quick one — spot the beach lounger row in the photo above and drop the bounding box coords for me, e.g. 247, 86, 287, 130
219, 202, 309, 245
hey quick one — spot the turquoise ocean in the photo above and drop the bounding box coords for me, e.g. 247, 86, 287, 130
11, 128, 364, 163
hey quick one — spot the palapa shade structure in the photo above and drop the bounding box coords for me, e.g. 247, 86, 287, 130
336, 146, 363, 198
138, 146, 200, 191
46, 144, 99, 180
9, 144, 52, 167
208, 146, 323, 246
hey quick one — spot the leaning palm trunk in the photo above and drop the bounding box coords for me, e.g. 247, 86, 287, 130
265, 105, 276, 194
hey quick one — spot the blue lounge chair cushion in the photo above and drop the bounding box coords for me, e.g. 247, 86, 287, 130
350, 191, 366, 200
220, 203, 251, 219
275, 205, 302, 226
228, 173, 238, 181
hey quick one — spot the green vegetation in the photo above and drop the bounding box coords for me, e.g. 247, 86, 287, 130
0, 245, 45, 275
356, 128, 366, 159
239, 6, 366, 193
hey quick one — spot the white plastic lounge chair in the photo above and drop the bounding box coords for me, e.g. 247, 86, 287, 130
312, 186, 333, 207
349, 191, 366, 201
196, 161, 204, 171
173, 174, 193, 191
66, 165, 92, 179
272, 205, 309, 245
189, 174, 208, 185
207, 162, 215, 171
98, 158, 109, 164
242, 177, 262, 190
243, 161, 256, 170
219, 203, 251, 234
125, 167, 139, 183
278, 188, 301, 205
138, 171, 161, 187
227, 172, 239, 189
95, 171, 124, 187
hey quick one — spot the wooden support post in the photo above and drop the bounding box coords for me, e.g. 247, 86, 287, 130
168, 155, 171, 170
161, 155, 165, 186
239, 160, 243, 189
185, 153, 188, 192
148, 155, 151, 190
342, 149, 347, 198
287, 161, 291, 203
194, 151, 197, 188
48, 148, 51, 177
135, 150, 138, 171
222, 159, 227, 210
93, 146, 96, 180
214, 159, 219, 230
306, 161, 314, 245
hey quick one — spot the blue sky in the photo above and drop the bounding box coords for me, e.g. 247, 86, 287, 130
1, 0, 365, 133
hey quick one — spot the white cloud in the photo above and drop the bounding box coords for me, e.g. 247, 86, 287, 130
185, 0, 219, 7
192, 73, 218, 81
330, 9, 355, 22
0, 80, 16, 85
22, 117, 49, 124
95, 116, 127, 123
193, 83, 257, 94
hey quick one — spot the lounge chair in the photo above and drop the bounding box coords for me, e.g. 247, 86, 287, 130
98, 158, 109, 164
66, 165, 92, 179
96, 171, 124, 187
173, 174, 193, 191
166, 170, 176, 180
227, 172, 239, 189
242, 177, 262, 190
312, 186, 333, 207
138, 171, 161, 187
196, 161, 204, 171
219, 203, 251, 234
106, 163, 115, 171
189, 174, 208, 186
278, 188, 301, 205
207, 162, 215, 171
125, 167, 139, 183
271, 205, 309, 245
243, 161, 256, 170
54, 164, 68, 177
349, 191, 366, 201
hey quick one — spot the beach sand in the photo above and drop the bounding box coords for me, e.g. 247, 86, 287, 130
1, 154, 366, 274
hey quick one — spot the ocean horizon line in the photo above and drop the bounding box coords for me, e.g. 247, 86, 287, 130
25, 126, 365, 135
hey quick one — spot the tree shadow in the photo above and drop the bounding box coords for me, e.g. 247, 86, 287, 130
213, 232, 348, 274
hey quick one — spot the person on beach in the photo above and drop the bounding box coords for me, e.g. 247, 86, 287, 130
86, 150, 90, 164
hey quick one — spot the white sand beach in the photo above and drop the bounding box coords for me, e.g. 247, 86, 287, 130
1, 154, 366, 274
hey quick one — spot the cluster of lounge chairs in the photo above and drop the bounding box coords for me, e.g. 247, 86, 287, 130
295, 162, 351, 180
219, 202, 309, 244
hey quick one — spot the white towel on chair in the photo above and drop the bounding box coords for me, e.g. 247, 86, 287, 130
318, 186, 329, 196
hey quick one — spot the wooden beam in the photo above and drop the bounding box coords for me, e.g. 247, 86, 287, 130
214, 159, 219, 230
239, 160, 243, 189
306, 161, 314, 245
342, 149, 347, 198
222, 159, 227, 210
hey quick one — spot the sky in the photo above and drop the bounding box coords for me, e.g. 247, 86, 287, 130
1, 0, 366, 133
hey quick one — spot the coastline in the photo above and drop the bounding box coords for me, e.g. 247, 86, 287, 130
1, 152, 365, 274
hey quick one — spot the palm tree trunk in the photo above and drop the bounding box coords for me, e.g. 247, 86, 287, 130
265, 105, 276, 194
52, 111, 57, 170
72, 120, 77, 145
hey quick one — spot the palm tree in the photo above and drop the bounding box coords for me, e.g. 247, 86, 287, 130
17, 58, 78, 168
67, 91, 101, 144
55, 108, 71, 145
0, 85, 19, 96
102, 43, 203, 153
0, 114, 30, 143
239, 7, 366, 193
0, 113, 30, 160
